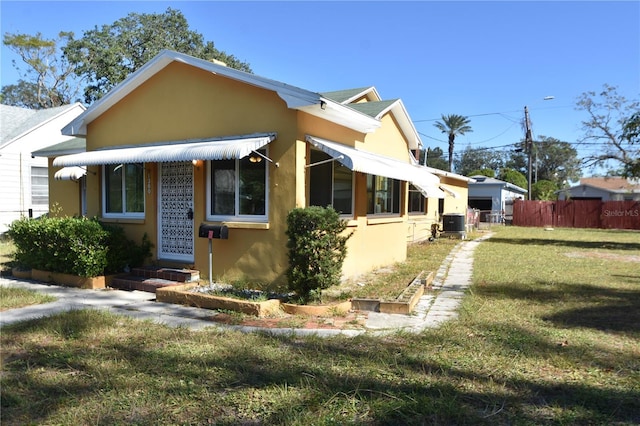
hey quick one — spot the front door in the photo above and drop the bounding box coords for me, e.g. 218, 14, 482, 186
158, 162, 194, 262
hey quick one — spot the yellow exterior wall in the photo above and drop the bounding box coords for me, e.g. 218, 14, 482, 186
46, 158, 83, 217
296, 108, 409, 278
48, 59, 467, 287
406, 175, 471, 242
85, 62, 299, 284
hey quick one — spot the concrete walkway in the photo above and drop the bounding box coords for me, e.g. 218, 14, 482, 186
0, 234, 491, 337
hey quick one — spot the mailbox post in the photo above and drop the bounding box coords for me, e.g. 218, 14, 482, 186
198, 224, 228, 285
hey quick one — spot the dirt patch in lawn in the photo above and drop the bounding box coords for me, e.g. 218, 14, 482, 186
205, 310, 369, 330
564, 251, 640, 263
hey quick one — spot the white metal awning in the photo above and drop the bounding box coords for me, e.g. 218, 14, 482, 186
52, 133, 276, 167
54, 166, 87, 181
306, 135, 443, 197
439, 184, 460, 199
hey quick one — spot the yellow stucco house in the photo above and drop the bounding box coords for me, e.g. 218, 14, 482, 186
41, 50, 470, 286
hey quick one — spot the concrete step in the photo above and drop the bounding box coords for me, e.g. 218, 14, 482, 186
110, 275, 186, 294
130, 266, 200, 283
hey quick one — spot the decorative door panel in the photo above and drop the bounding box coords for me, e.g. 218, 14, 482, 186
158, 162, 194, 262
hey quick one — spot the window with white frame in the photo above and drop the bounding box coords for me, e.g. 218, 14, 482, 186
207, 149, 268, 221
309, 150, 353, 215
408, 184, 425, 213
103, 163, 145, 218
367, 175, 401, 215
31, 166, 49, 206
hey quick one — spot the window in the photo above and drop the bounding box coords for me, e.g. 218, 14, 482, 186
367, 175, 401, 215
207, 149, 268, 221
31, 166, 48, 206
309, 150, 353, 215
408, 184, 425, 214
103, 163, 145, 218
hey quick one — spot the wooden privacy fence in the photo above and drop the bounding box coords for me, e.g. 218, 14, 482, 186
512, 200, 640, 230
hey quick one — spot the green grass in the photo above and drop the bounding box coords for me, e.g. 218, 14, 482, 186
0, 238, 15, 275
332, 236, 463, 301
0, 286, 56, 311
1, 227, 639, 425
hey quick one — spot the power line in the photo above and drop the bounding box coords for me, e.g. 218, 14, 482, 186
412, 104, 573, 123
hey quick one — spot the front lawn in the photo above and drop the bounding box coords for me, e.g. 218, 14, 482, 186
1, 226, 638, 425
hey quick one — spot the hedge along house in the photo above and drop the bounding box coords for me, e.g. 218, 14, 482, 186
48, 49, 461, 286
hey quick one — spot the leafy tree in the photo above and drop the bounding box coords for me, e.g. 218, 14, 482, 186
2, 32, 80, 108
1, 81, 48, 109
504, 147, 527, 176
533, 136, 582, 185
454, 146, 503, 177
64, 8, 252, 104
434, 114, 473, 172
576, 84, 640, 178
416, 147, 449, 170
468, 169, 495, 178
532, 180, 558, 201
498, 168, 527, 190
620, 112, 640, 177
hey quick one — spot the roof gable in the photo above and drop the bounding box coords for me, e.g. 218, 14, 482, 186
1, 103, 85, 149
321, 87, 380, 104
63, 50, 381, 137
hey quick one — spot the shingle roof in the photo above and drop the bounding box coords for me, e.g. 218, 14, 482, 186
1, 104, 82, 148
321, 87, 374, 104
348, 100, 399, 118
31, 137, 86, 157
579, 177, 640, 192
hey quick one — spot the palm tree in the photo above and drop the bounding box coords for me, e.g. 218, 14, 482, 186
434, 114, 473, 172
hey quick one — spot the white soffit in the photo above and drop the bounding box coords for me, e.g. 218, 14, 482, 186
306, 135, 441, 194
53, 133, 276, 167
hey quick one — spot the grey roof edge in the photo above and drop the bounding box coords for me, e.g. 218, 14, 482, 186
559, 183, 640, 194
31, 137, 87, 157
469, 175, 527, 193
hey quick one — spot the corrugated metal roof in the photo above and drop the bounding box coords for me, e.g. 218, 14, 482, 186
53, 133, 276, 167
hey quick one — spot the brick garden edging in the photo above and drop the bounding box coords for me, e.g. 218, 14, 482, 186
351, 271, 434, 314
29, 269, 112, 289
156, 283, 282, 317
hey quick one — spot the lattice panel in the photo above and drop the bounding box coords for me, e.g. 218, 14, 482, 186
160, 162, 194, 259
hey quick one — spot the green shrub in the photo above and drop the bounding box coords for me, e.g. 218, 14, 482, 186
100, 224, 152, 275
285, 206, 352, 303
7, 217, 152, 277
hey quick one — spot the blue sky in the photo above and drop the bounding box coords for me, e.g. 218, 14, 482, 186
1, 1, 639, 175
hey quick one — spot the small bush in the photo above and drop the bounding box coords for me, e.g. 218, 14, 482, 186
285, 206, 352, 303
7, 217, 152, 277
100, 224, 152, 275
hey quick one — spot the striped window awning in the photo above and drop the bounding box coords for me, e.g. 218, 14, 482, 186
52, 133, 276, 167
54, 166, 87, 181
306, 135, 444, 198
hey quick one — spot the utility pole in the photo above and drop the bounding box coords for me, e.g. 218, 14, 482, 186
524, 106, 533, 200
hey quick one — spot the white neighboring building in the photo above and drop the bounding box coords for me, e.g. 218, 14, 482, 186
467, 175, 527, 223
0, 103, 86, 234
